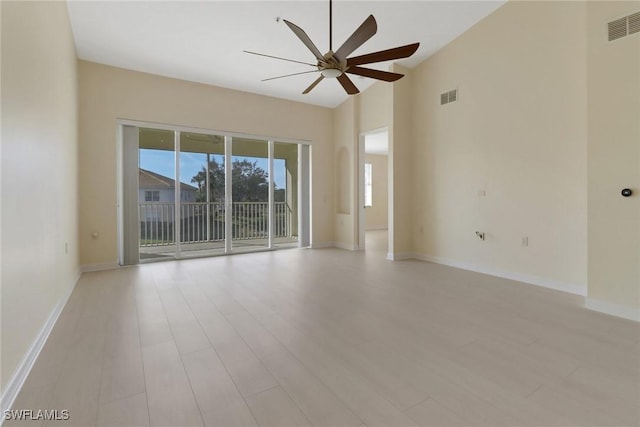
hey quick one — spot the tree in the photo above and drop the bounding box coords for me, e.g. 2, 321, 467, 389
191, 158, 225, 202
191, 158, 274, 203
231, 159, 269, 202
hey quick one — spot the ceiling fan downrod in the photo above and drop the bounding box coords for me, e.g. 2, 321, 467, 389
329, 0, 333, 52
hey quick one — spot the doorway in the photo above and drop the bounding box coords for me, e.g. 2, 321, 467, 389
119, 122, 310, 265
358, 128, 389, 255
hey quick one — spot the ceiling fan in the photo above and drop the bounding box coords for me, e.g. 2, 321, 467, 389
244, 0, 420, 95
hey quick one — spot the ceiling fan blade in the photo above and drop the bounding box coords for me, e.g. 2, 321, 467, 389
334, 15, 377, 62
262, 70, 320, 82
346, 66, 404, 82
244, 50, 316, 67
303, 75, 324, 94
347, 42, 420, 67
283, 20, 325, 62
337, 74, 360, 95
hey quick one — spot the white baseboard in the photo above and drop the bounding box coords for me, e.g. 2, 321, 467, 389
334, 242, 356, 251
585, 298, 640, 322
310, 242, 335, 249
386, 252, 413, 261
0, 271, 81, 419
411, 253, 587, 297
80, 261, 119, 273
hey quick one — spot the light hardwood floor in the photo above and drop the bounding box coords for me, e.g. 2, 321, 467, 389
7, 243, 640, 427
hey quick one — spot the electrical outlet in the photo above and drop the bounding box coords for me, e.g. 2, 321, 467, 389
522, 236, 529, 247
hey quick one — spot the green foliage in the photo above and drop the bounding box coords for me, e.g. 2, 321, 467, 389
191, 158, 274, 202
191, 158, 225, 202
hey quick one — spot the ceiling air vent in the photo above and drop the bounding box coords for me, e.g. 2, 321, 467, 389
440, 88, 458, 105
608, 11, 640, 41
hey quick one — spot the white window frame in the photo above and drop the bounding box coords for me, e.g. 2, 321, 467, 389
145, 190, 160, 202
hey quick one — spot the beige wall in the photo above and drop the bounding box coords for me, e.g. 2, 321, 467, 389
365, 154, 388, 230
333, 80, 393, 250
409, 1, 588, 292
332, 71, 413, 256
1, 1, 79, 391
78, 61, 334, 266
586, 1, 640, 316
330, 1, 638, 316
333, 97, 357, 248
391, 64, 414, 256
359, 81, 391, 133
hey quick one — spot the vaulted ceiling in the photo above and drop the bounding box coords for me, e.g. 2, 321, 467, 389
67, 1, 505, 108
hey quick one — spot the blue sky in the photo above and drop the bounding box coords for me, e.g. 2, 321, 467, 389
140, 149, 287, 189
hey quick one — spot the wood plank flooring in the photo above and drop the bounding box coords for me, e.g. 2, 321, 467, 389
7, 241, 640, 426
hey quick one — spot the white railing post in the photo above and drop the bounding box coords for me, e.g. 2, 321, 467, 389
174, 130, 181, 257
224, 136, 232, 253
268, 140, 274, 248
206, 153, 211, 242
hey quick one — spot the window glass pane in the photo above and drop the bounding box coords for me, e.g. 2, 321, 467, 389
365, 163, 373, 207
144, 190, 160, 202
138, 128, 176, 260
179, 132, 226, 258
232, 137, 269, 253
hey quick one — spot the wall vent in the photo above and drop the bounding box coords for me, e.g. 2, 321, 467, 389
629, 12, 640, 35
440, 88, 458, 105
608, 17, 627, 41
608, 11, 640, 41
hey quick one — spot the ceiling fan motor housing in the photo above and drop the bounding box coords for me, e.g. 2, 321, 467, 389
318, 52, 347, 77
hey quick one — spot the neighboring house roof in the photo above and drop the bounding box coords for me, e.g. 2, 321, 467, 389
139, 168, 197, 192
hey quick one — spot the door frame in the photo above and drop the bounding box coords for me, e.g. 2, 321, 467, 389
116, 119, 311, 265
357, 127, 390, 254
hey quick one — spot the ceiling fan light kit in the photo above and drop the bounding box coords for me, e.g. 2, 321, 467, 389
321, 68, 342, 78
245, 0, 420, 95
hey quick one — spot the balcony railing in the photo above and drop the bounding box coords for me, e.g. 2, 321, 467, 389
139, 201, 294, 247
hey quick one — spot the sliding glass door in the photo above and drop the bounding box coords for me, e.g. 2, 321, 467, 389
231, 138, 270, 253
121, 124, 308, 265
138, 128, 177, 261
179, 132, 226, 258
